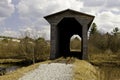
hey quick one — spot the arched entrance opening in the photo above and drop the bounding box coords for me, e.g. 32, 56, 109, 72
70, 34, 82, 52
57, 17, 83, 59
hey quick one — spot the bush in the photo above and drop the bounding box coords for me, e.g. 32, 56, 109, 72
19, 37, 50, 63
34, 38, 50, 61
89, 33, 109, 52
0, 39, 20, 58
89, 31, 120, 53
109, 36, 120, 53
0, 36, 50, 63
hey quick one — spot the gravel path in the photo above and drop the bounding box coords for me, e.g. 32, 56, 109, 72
19, 63, 73, 80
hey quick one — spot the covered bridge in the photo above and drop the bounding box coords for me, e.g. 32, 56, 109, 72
44, 9, 94, 60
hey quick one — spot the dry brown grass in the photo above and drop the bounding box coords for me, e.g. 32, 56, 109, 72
73, 59, 99, 80
0, 58, 108, 80
89, 53, 120, 66
0, 58, 99, 80
0, 59, 24, 64
0, 60, 50, 80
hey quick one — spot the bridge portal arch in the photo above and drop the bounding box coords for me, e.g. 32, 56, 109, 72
57, 17, 83, 59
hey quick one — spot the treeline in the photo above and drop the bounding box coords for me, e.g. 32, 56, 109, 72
89, 23, 120, 54
0, 36, 50, 63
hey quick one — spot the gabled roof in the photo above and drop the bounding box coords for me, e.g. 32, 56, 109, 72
44, 9, 95, 18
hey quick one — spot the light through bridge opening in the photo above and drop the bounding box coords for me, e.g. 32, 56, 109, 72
70, 34, 81, 52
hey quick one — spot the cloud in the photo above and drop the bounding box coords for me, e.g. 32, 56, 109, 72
77, 0, 120, 34
81, 0, 120, 9
94, 11, 120, 33
17, 0, 83, 20
106, 0, 120, 8
0, 0, 14, 21
0, 29, 19, 38
3, 0, 118, 40
82, 0, 105, 7
16, 0, 83, 39
19, 24, 50, 40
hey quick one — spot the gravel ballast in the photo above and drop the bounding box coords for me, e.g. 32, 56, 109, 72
19, 63, 73, 80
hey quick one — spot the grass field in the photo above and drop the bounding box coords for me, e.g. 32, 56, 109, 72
89, 53, 120, 66
89, 53, 120, 80
0, 56, 120, 80
0, 58, 99, 80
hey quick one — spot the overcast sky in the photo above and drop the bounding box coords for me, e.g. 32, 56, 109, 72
0, 0, 120, 40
